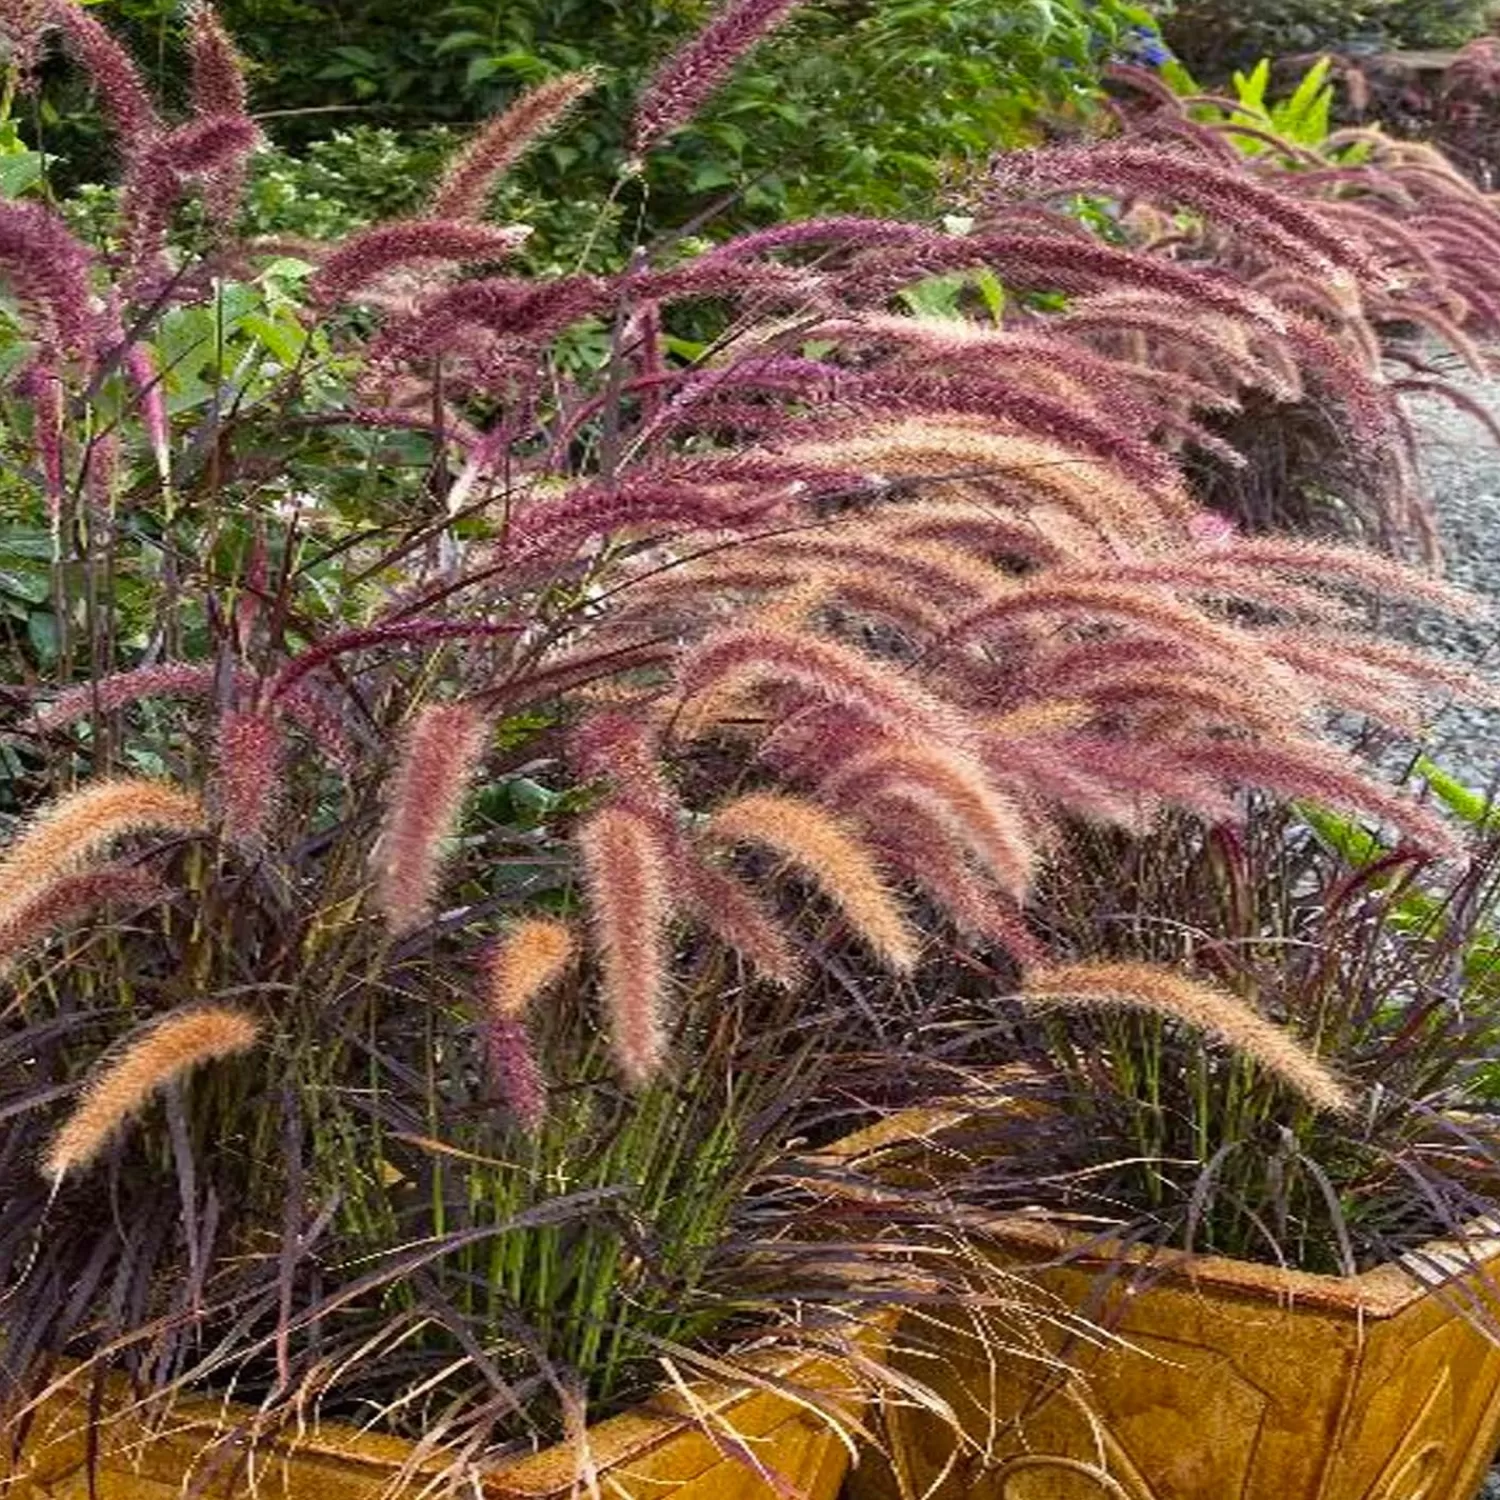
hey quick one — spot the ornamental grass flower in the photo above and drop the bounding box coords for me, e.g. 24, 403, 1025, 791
42, 1006, 260, 1181
707, 792, 918, 972
373, 702, 492, 936
429, 71, 597, 221
1022, 962, 1352, 1116
0, 780, 205, 928
629, 0, 808, 159
577, 804, 673, 1088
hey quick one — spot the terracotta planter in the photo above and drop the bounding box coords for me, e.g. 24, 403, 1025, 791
0, 1334, 882, 1500
830, 1105, 1500, 1500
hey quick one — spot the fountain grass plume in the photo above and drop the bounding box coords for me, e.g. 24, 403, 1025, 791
47, 0, 159, 148
430, 71, 597, 221
214, 708, 283, 850
822, 745, 1034, 900
629, 0, 809, 159
1022, 962, 1353, 1116
0, 199, 99, 360
483, 918, 577, 1019
0, 780, 205, 927
187, 2, 246, 119
577, 804, 673, 1087
374, 702, 491, 936
42, 1006, 260, 1181
991, 143, 1375, 282
707, 792, 918, 972
0, 862, 167, 974
307, 222, 532, 312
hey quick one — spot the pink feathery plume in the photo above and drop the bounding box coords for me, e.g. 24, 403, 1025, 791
0, 861, 167, 972
121, 332, 170, 482
374, 702, 491, 935
307, 221, 532, 312
430, 70, 597, 221
483, 1013, 547, 1133
1, 0, 48, 87
680, 852, 801, 985
990, 143, 1375, 279
23, 361, 65, 520
679, 625, 968, 746
121, 114, 261, 266
187, 3, 251, 223
188, 2, 247, 119
630, 0, 809, 159
81, 428, 118, 511
1177, 737, 1460, 855
577, 803, 675, 1087
214, 708, 283, 850
48, 0, 159, 149
0, 201, 98, 359
32, 663, 217, 732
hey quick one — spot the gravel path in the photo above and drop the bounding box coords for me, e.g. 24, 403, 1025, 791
1398, 368, 1500, 1500
1400, 364, 1500, 793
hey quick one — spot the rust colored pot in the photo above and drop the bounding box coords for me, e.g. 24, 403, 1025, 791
830, 1104, 1500, 1500
0, 1336, 879, 1500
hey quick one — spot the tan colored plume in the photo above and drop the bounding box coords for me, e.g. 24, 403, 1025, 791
43, 1006, 261, 1181
0, 779, 205, 927
1022, 961, 1352, 1115
484, 918, 577, 1019
708, 792, 918, 971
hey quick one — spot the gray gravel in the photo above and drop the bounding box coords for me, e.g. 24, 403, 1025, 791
1399, 369, 1500, 1500
1396, 364, 1500, 793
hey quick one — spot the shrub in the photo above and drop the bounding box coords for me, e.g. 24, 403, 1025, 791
1162, 0, 1492, 83
37, 0, 1154, 240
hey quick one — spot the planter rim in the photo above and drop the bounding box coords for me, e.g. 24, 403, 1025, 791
813, 1100, 1500, 1321
13, 1317, 889, 1499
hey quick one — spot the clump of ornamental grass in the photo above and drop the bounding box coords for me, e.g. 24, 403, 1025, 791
1024, 71, 1500, 555
899, 794, 1500, 1276
4, 0, 1500, 1483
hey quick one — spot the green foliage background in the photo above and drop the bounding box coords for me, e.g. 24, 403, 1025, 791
1161, 0, 1492, 81
32, 0, 1155, 245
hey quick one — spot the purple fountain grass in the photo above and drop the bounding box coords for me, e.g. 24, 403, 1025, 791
0, 200, 98, 361
374, 701, 492, 936
1022, 962, 1353, 1116
577, 802, 673, 1087
478, 918, 576, 1130
821, 744, 1034, 902
120, 113, 261, 267
430, 71, 597, 221
0, 862, 167, 974
213, 708, 283, 850
677, 622, 969, 748
31, 663, 218, 732
0, 779, 205, 928
678, 852, 802, 985
483, 1013, 547, 1133
706, 791, 918, 972
306, 222, 533, 313
629, 0, 808, 159
47, 0, 159, 149
43, 1006, 260, 1181
187, 1, 246, 120
1, 0, 48, 85
483, 918, 577, 1019
990, 143, 1376, 282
